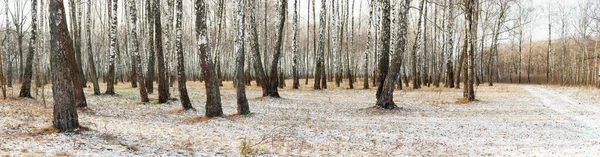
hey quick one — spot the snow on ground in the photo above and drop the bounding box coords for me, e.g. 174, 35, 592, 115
1, 80, 600, 156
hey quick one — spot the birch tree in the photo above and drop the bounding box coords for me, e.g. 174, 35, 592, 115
106, 0, 118, 94
196, 0, 223, 117
234, 0, 249, 115
250, 0, 269, 96
464, 0, 478, 101
145, 0, 155, 93
87, 0, 100, 95
175, 0, 191, 109
292, 0, 299, 89
376, 0, 410, 109
364, 0, 374, 89
155, 0, 169, 103
411, 0, 426, 89
375, 0, 391, 99
129, 0, 149, 102
445, 0, 455, 88
266, 0, 287, 97
314, 0, 326, 90
19, 0, 37, 98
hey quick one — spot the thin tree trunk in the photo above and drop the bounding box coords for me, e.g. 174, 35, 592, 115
66, 1, 88, 107
19, 0, 37, 98
364, 0, 373, 89
70, 0, 86, 88
411, 0, 426, 89
129, 0, 149, 102
445, 0, 454, 88
250, 0, 269, 96
465, 0, 478, 101
87, 0, 100, 95
106, 0, 118, 95
292, 0, 299, 89
234, 0, 249, 114
174, 0, 191, 108
266, 0, 287, 98
155, 0, 169, 103
347, 0, 354, 89
145, 0, 155, 94
314, 0, 326, 90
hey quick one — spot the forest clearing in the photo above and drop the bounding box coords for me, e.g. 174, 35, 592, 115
2, 80, 600, 156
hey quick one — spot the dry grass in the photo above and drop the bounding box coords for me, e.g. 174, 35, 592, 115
34, 125, 60, 135
183, 116, 214, 123
2, 80, 600, 156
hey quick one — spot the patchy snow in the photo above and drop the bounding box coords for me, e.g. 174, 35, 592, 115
1, 81, 600, 156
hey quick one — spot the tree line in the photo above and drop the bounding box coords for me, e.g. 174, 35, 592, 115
2, 0, 600, 132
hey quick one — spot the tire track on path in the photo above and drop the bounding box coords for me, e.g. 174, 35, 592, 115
522, 85, 600, 137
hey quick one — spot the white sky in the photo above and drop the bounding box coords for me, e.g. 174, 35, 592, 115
0, 0, 594, 42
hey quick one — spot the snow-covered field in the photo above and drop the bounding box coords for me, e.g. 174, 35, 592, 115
1, 80, 600, 156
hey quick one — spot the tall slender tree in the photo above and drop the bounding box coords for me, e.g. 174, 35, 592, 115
250, 0, 269, 96
234, 0, 250, 114
196, 0, 223, 117
464, 0, 478, 101
145, 0, 155, 93
364, 0, 374, 89
87, 0, 100, 95
445, 0, 455, 88
19, 0, 37, 98
70, 0, 86, 88
292, 0, 300, 89
314, 0, 327, 90
411, 0, 426, 89
266, 0, 287, 97
155, 0, 169, 103
106, 0, 118, 95
129, 0, 149, 102
175, 0, 191, 109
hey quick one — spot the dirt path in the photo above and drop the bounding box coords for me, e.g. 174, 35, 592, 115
522, 85, 600, 137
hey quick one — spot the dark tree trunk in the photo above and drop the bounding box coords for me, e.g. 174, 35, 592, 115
445, 0, 455, 88
292, 0, 299, 89
464, 0, 478, 101
197, 0, 223, 117
145, 0, 155, 94
155, 0, 169, 103
131, 57, 137, 88
50, 0, 79, 132
19, 0, 37, 98
266, 0, 287, 98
